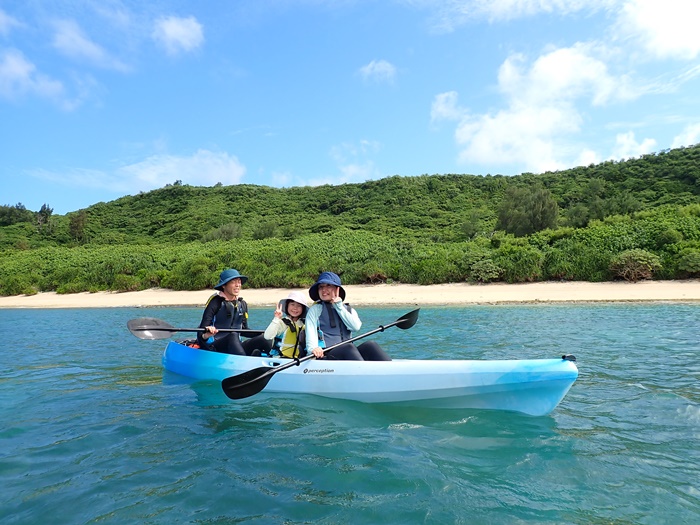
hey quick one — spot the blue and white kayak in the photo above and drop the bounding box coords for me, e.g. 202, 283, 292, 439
163, 341, 578, 416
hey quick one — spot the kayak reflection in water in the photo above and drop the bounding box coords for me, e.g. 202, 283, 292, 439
304, 271, 391, 361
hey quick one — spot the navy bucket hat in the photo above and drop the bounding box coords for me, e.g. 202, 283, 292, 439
309, 271, 346, 302
214, 268, 248, 290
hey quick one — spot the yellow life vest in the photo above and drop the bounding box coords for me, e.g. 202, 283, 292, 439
275, 319, 305, 358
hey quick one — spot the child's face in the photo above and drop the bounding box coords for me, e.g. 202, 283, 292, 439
287, 300, 304, 317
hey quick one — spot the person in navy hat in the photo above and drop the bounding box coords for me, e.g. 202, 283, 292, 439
197, 269, 271, 355
304, 271, 390, 361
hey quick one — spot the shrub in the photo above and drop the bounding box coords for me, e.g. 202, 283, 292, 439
201, 222, 242, 242
493, 243, 544, 283
655, 228, 683, 248
112, 273, 142, 292
0, 275, 36, 296
542, 248, 576, 281
469, 259, 502, 283
162, 257, 217, 290
251, 221, 278, 240
677, 248, 700, 276
609, 249, 662, 281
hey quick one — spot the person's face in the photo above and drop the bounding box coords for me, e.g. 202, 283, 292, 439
318, 283, 338, 301
286, 300, 304, 318
223, 278, 242, 296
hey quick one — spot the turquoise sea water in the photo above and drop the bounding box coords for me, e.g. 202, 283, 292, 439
1, 304, 698, 524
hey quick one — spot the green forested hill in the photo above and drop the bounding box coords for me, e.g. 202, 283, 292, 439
1, 144, 700, 295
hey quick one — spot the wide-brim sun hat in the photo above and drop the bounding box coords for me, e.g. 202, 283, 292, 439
280, 290, 310, 316
309, 271, 346, 302
214, 268, 248, 290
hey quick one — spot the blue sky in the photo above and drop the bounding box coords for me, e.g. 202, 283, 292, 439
1, 0, 700, 215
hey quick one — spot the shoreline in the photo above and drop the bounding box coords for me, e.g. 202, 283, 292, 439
1, 280, 700, 308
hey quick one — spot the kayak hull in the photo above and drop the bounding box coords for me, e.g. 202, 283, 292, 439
163, 341, 578, 416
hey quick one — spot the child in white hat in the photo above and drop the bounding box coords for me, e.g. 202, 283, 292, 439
260, 291, 309, 358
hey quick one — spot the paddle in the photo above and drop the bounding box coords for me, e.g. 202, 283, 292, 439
127, 317, 264, 340
221, 308, 420, 400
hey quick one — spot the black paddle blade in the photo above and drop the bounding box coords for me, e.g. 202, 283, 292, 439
396, 308, 420, 330
127, 317, 176, 340
221, 366, 275, 400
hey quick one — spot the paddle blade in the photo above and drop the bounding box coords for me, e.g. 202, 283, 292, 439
396, 308, 420, 330
127, 317, 176, 340
221, 366, 275, 400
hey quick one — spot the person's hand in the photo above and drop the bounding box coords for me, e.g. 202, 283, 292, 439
203, 325, 218, 337
331, 287, 341, 303
312, 346, 325, 358
274, 301, 283, 319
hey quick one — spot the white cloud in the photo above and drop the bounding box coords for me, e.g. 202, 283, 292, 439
338, 162, 378, 182
329, 140, 382, 169
671, 123, 700, 148
30, 150, 246, 195
30, 166, 123, 192
611, 131, 656, 159
0, 9, 21, 36
431, 91, 465, 123
118, 150, 245, 189
575, 148, 600, 167
0, 48, 64, 100
52, 19, 129, 71
305, 140, 383, 186
455, 106, 576, 172
499, 44, 635, 106
421, 0, 700, 173
409, 0, 614, 31
358, 59, 397, 83
332, 140, 383, 183
449, 44, 637, 173
418, 0, 700, 60
271, 170, 294, 186
152, 16, 204, 56
465, 0, 612, 21
616, 0, 700, 60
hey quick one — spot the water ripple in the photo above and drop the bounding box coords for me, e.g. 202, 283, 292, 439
1, 305, 699, 524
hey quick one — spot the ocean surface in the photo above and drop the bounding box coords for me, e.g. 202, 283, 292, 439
1, 304, 698, 524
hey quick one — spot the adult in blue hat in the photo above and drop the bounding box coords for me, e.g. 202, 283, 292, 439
304, 271, 390, 361
214, 268, 248, 289
309, 271, 345, 302
196, 269, 271, 356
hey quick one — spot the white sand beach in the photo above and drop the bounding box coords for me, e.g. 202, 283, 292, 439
1, 280, 700, 308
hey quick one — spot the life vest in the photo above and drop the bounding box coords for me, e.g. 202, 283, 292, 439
207, 294, 248, 330
272, 318, 306, 358
316, 301, 352, 347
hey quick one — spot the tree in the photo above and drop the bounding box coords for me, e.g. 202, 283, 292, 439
0, 203, 33, 226
496, 185, 558, 237
37, 203, 53, 233
69, 210, 88, 243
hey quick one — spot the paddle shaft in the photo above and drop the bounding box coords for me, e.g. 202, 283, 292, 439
137, 326, 263, 337
262, 318, 404, 376
127, 317, 264, 340
221, 308, 420, 400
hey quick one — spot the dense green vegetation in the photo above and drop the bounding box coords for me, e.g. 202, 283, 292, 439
2, 145, 700, 295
